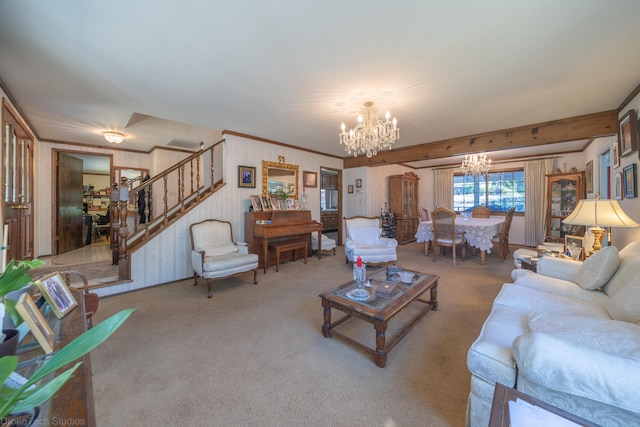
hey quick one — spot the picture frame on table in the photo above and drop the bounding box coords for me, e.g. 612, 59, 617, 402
618, 109, 638, 157
565, 235, 584, 261
261, 195, 272, 211
35, 272, 78, 318
623, 163, 637, 198
270, 197, 281, 211
250, 195, 263, 212
303, 171, 317, 188
612, 139, 620, 169
16, 292, 55, 354
614, 172, 624, 200
238, 165, 256, 188
585, 160, 593, 194
347, 185, 354, 194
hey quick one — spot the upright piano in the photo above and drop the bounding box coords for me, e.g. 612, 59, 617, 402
245, 210, 323, 273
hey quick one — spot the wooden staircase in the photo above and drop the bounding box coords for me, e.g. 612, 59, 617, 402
108, 140, 224, 282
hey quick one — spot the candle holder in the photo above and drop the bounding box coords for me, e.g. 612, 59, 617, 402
349, 264, 370, 300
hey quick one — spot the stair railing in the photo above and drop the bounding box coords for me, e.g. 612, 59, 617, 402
111, 140, 223, 279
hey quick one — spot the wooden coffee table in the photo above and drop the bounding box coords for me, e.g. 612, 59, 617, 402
319, 267, 439, 367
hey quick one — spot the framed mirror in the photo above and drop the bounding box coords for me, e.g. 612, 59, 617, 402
262, 160, 298, 199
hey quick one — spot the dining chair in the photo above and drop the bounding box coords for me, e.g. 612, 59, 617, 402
420, 207, 429, 222
431, 207, 466, 266
491, 207, 516, 260
471, 206, 491, 218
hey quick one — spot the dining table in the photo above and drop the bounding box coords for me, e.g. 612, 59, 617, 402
415, 217, 505, 265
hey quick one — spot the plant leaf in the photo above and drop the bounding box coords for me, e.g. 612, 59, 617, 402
0, 355, 18, 385
10, 363, 81, 415
28, 308, 135, 384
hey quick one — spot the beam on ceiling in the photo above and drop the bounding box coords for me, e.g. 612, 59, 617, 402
343, 110, 618, 168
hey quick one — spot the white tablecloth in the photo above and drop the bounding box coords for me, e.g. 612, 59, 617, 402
415, 217, 505, 253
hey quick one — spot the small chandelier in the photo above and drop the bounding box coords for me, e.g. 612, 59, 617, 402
461, 153, 492, 176
103, 131, 124, 144
339, 101, 399, 158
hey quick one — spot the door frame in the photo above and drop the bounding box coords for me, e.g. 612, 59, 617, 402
51, 149, 113, 256
2, 98, 36, 262
319, 166, 342, 244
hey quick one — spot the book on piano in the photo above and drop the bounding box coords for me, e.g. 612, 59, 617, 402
255, 220, 272, 224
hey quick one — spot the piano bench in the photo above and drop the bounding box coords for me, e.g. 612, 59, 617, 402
268, 241, 308, 272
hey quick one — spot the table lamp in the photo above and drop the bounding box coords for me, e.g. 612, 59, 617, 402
562, 196, 639, 253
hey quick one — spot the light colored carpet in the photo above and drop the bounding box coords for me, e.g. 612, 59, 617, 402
91, 243, 514, 426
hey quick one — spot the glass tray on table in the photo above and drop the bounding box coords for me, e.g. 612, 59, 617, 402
335, 268, 430, 310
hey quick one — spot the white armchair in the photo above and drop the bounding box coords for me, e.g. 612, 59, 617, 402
343, 216, 398, 265
190, 219, 259, 298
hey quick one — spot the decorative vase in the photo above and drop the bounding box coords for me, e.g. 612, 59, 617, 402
0, 328, 19, 358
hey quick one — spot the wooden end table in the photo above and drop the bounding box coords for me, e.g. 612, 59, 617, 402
319, 268, 439, 367
489, 383, 599, 427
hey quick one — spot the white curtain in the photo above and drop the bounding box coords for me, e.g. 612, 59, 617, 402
524, 158, 554, 246
434, 168, 454, 210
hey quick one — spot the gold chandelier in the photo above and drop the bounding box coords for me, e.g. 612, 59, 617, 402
461, 153, 492, 176
339, 101, 399, 158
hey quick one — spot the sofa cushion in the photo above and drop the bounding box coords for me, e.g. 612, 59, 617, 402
493, 283, 611, 318
199, 243, 239, 256
467, 302, 528, 387
348, 226, 382, 245
607, 281, 640, 324
574, 246, 619, 290
512, 270, 610, 307
527, 313, 640, 355
603, 241, 640, 297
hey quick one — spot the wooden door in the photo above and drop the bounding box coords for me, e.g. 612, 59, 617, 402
3, 104, 35, 262
57, 153, 84, 254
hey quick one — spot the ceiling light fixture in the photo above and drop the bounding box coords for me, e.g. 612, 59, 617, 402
461, 153, 492, 177
103, 131, 125, 144
339, 101, 399, 158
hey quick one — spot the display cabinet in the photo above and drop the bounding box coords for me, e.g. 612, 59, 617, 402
546, 171, 585, 241
389, 172, 420, 244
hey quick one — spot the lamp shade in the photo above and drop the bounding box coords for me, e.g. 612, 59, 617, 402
563, 199, 639, 227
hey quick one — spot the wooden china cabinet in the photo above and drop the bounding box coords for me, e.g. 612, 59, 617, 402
545, 171, 585, 242
389, 172, 420, 244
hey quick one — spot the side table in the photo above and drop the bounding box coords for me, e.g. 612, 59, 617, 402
518, 257, 538, 273
489, 383, 599, 427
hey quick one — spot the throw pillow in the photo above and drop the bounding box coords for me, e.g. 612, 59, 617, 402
607, 281, 640, 324
574, 246, 619, 290
603, 241, 640, 297
348, 226, 382, 245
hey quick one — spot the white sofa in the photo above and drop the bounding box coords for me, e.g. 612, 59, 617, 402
466, 242, 640, 426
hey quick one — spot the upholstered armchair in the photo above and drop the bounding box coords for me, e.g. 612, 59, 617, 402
190, 219, 258, 298
343, 216, 398, 265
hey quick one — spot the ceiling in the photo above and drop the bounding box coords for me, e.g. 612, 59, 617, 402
1, 1, 640, 168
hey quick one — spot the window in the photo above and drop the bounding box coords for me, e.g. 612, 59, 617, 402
453, 169, 525, 213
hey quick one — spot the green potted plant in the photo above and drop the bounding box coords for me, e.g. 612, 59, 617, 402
0, 308, 134, 420
0, 259, 135, 420
0, 259, 45, 357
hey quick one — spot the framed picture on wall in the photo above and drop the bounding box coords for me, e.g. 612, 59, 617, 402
303, 171, 317, 188
623, 163, 637, 198
614, 172, 623, 200
612, 139, 620, 169
355, 179, 362, 188
347, 185, 354, 194
238, 166, 256, 188
618, 109, 638, 157
586, 160, 593, 194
